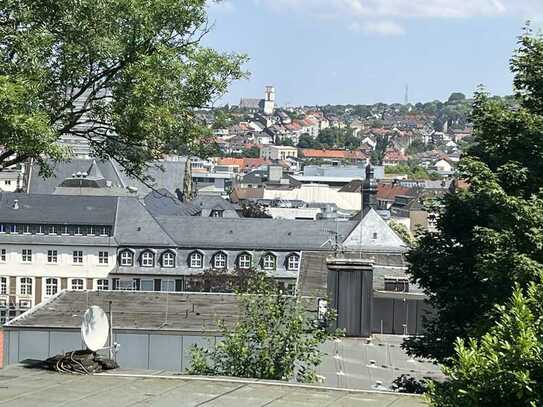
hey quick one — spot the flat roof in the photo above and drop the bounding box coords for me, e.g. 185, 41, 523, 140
5, 291, 240, 334
0, 364, 426, 406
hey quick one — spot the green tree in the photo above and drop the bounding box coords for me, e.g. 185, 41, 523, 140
0, 0, 246, 178
370, 134, 389, 165
242, 146, 260, 158
188, 274, 340, 383
297, 133, 318, 149
277, 137, 295, 147
427, 283, 543, 406
447, 92, 467, 104
404, 29, 543, 362
389, 221, 414, 246
212, 111, 230, 130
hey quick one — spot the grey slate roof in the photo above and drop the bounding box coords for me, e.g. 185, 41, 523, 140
28, 159, 123, 194
28, 158, 187, 197
114, 197, 176, 246
143, 189, 198, 217
155, 216, 357, 251
0, 192, 117, 225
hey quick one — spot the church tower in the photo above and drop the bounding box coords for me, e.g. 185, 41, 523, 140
263, 85, 275, 115
362, 163, 378, 215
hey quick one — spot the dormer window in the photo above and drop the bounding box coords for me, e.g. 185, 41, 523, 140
161, 251, 175, 268
237, 253, 252, 269
210, 209, 224, 218
287, 254, 300, 271
120, 250, 134, 266
141, 251, 155, 267
213, 252, 227, 269
189, 251, 203, 268
262, 253, 276, 270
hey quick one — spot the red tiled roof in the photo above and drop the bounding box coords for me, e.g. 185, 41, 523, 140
377, 183, 411, 201
301, 149, 367, 160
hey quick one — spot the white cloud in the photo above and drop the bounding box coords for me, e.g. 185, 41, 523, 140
254, 0, 543, 35
363, 21, 405, 36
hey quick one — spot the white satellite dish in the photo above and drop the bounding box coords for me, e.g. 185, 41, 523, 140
81, 306, 109, 352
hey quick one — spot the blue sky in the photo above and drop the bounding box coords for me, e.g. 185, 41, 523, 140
204, 0, 543, 106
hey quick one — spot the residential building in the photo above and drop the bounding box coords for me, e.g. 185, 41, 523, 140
259, 145, 298, 161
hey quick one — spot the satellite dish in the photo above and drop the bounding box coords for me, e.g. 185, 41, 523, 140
81, 306, 109, 352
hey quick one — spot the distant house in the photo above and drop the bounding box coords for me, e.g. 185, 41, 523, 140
300, 149, 367, 164
260, 145, 298, 161
382, 150, 408, 166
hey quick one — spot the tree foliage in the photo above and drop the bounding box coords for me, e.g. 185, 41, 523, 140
404, 29, 543, 362
188, 273, 340, 383
427, 284, 543, 406
0, 0, 246, 178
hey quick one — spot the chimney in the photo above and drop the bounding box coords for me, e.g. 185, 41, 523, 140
12, 199, 19, 210
362, 164, 377, 215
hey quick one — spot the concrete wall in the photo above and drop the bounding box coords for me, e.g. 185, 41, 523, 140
2, 328, 220, 372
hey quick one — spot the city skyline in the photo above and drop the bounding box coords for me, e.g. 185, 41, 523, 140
205, 0, 543, 106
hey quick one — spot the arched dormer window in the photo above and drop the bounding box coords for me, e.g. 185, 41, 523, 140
286, 253, 300, 271
161, 251, 175, 268
140, 250, 155, 267
212, 251, 227, 269
119, 250, 134, 267
188, 251, 203, 268
262, 253, 276, 270
237, 252, 252, 269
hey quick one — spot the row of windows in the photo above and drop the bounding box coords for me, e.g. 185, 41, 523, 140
119, 250, 300, 271
0, 249, 109, 265
0, 277, 110, 296
0, 224, 112, 237
0, 248, 301, 271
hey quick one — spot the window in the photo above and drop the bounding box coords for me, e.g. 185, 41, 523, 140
19, 277, 32, 295
22, 224, 30, 234
141, 251, 155, 267
262, 253, 276, 270
189, 252, 203, 268
71, 279, 84, 290
100, 226, 108, 236
0, 224, 4, 233
213, 252, 227, 269
0, 248, 5, 262
10, 224, 17, 233
287, 254, 300, 271
62, 225, 68, 235
49, 225, 57, 235
21, 249, 32, 263
96, 279, 109, 291
98, 251, 109, 265
47, 250, 58, 264
238, 253, 251, 269
75, 226, 82, 235
120, 250, 133, 266
73, 250, 83, 264
0, 277, 6, 295
161, 279, 175, 292
161, 251, 175, 268
5, 180, 10, 185
384, 277, 410, 293
45, 278, 58, 296
210, 209, 224, 218
372, 232, 378, 239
